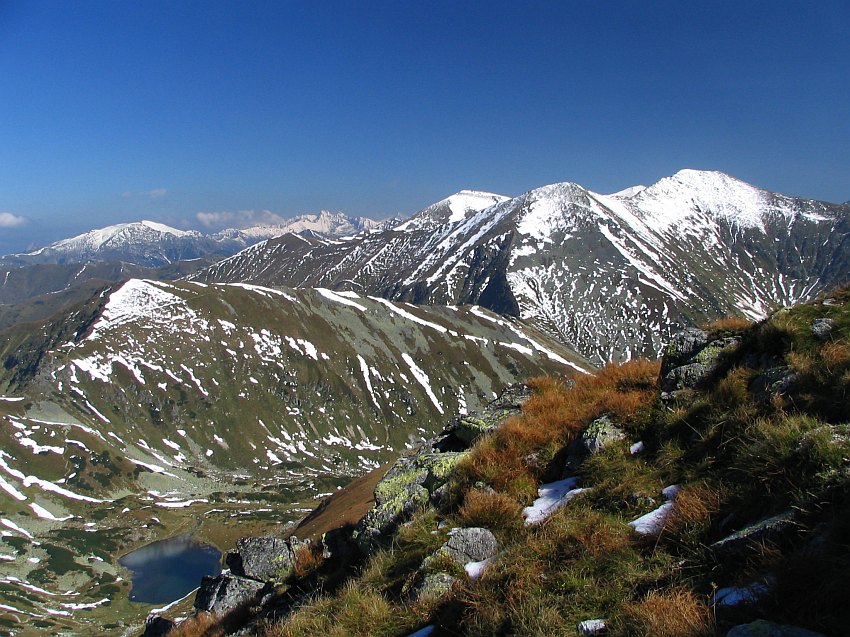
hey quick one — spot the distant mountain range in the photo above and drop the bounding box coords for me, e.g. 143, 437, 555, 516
194, 170, 850, 363
2, 170, 848, 363
1, 212, 387, 269
0, 212, 388, 326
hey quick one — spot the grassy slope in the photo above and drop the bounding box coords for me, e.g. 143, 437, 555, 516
212, 286, 850, 637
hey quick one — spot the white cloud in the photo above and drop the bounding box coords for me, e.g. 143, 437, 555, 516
122, 188, 168, 199
0, 212, 28, 228
196, 209, 287, 230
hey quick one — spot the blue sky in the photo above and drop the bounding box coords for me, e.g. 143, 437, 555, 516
0, 1, 848, 253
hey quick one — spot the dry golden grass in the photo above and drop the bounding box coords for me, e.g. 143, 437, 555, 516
820, 340, 850, 372
664, 482, 725, 540
704, 316, 754, 334
455, 488, 523, 536
291, 541, 325, 580
262, 580, 418, 637
459, 361, 661, 499
612, 588, 714, 637
166, 612, 222, 637
533, 504, 633, 559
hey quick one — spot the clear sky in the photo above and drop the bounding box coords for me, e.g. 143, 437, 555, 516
0, 1, 848, 254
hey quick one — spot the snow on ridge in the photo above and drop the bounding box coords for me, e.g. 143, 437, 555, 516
445, 191, 511, 223
139, 220, 191, 236
370, 297, 448, 333
515, 182, 590, 242
401, 353, 444, 415
395, 190, 508, 231
87, 279, 193, 339
315, 287, 368, 311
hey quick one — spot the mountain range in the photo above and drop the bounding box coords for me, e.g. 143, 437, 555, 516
0, 212, 387, 329
195, 170, 850, 364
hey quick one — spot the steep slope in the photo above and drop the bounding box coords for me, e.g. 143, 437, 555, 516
0, 279, 586, 634
194, 171, 850, 364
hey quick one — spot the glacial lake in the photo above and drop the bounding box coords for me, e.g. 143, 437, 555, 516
119, 534, 222, 604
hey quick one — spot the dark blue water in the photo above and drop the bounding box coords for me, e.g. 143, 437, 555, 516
119, 534, 222, 604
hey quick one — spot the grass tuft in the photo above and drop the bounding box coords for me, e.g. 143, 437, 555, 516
610, 588, 714, 637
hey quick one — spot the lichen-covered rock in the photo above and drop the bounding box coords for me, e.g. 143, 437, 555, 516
726, 620, 827, 637
749, 366, 798, 399
406, 572, 457, 602
193, 574, 272, 614
660, 330, 741, 397
487, 382, 534, 409
437, 383, 532, 449
562, 414, 625, 474
354, 451, 468, 553
450, 415, 496, 446
225, 536, 308, 582
660, 329, 710, 376
579, 414, 626, 454
437, 527, 499, 566
811, 318, 835, 340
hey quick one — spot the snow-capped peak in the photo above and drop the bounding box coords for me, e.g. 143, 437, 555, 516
445, 190, 511, 223
139, 220, 191, 236
394, 190, 509, 231
29, 220, 193, 255
631, 169, 768, 229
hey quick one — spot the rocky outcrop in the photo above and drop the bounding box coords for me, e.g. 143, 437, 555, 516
193, 573, 272, 615
560, 413, 626, 475
140, 615, 176, 637
710, 511, 798, 556
353, 451, 468, 553
436, 382, 531, 449
436, 527, 499, 566
660, 328, 741, 399
355, 385, 531, 553
226, 536, 309, 583
406, 572, 458, 602
811, 318, 834, 340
